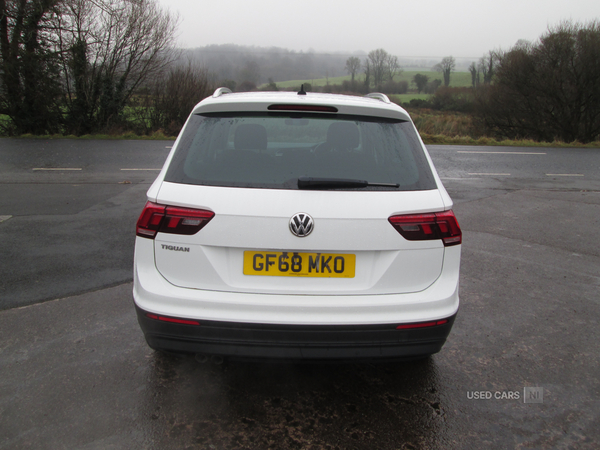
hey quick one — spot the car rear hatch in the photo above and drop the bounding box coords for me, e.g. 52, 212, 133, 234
143, 102, 456, 296
149, 182, 448, 295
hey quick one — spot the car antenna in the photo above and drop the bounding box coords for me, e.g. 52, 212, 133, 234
298, 84, 307, 95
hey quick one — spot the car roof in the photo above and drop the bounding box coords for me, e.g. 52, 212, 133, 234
192, 89, 412, 121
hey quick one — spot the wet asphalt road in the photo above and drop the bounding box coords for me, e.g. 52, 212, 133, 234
1, 139, 600, 449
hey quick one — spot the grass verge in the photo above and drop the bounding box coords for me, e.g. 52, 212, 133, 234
420, 134, 600, 148
4, 132, 597, 148
6, 131, 175, 140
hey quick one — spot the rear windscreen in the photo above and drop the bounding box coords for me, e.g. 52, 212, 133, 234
164, 113, 437, 191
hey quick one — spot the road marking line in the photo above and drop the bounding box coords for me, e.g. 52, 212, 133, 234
468, 173, 511, 176
0, 215, 12, 223
120, 168, 161, 171
165, 146, 173, 148
457, 151, 546, 155
546, 174, 584, 177
33, 168, 82, 171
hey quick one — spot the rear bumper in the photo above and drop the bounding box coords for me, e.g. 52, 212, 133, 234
135, 304, 456, 361
133, 239, 461, 326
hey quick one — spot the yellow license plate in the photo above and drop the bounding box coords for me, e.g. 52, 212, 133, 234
243, 251, 355, 278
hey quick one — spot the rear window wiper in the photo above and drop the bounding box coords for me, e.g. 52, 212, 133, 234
298, 176, 399, 189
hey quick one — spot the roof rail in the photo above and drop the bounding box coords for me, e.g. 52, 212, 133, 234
212, 87, 233, 98
364, 92, 391, 104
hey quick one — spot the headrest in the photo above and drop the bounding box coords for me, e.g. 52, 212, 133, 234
234, 124, 267, 150
326, 122, 359, 149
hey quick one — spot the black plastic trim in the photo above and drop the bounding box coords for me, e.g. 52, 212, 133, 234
135, 304, 456, 362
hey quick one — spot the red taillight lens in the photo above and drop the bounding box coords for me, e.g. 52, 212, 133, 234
267, 104, 338, 113
161, 205, 215, 235
136, 201, 215, 239
146, 313, 201, 326
388, 210, 462, 246
396, 319, 449, 330
136, 203, 166, 238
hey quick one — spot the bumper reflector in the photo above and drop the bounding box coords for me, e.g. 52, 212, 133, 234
396, 319, 449, 330
146, 313, 201, 326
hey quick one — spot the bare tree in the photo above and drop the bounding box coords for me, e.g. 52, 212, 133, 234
434, 56, 455, 87
364, 49, 402, 89
0, 0, 64, 134
513, 39, 531, 50
345, 56, 361, 84
476, 21, 600, 143
131, 61, 213, 135
363, 59, 371, 90
478, 51, 497, 84
367, 48, 388, 87
468, 62, 479, 87
57, 0, 178, 134
386, 55, 401, 82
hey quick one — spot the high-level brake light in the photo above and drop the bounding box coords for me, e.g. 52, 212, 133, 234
268, 104, 338, 113
136, 201, 214, 239
388, 210, 462, 246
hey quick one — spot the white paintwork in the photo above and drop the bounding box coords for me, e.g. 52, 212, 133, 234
153, 183, 446, 294
134, 90, 461, 327
193, 91, 412, 121
134, 237, 460, 325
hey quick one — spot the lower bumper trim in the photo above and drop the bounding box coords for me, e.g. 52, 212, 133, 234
135, 304, 456, 361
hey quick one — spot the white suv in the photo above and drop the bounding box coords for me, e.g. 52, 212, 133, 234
133, 87, 461, 361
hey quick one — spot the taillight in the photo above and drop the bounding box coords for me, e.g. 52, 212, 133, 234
136, 201, 214, 239
388, 210, 461, 246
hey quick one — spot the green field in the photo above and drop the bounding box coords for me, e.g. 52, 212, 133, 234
273, 71, 473, 90
388, 94, 431, 104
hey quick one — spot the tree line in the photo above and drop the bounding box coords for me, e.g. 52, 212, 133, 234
399, 21, 600, 144
1, 3, 599, 143
342, 49, 406, 94
0, 0, 215, 136
476, 21, 600, 143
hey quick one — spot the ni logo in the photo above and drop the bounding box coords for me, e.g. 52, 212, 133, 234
524, 387, 544, 404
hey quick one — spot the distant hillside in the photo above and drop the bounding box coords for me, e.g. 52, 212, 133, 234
182, 44, 478, 87
274, 71, 473, 90
183, 44, 356, 85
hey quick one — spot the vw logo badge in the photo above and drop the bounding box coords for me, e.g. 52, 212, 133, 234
289, 213, 314, 237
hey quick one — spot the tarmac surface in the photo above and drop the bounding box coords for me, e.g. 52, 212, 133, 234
1, 140, 599, 449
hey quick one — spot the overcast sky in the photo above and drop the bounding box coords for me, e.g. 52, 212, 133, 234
157, 0, 600, 58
